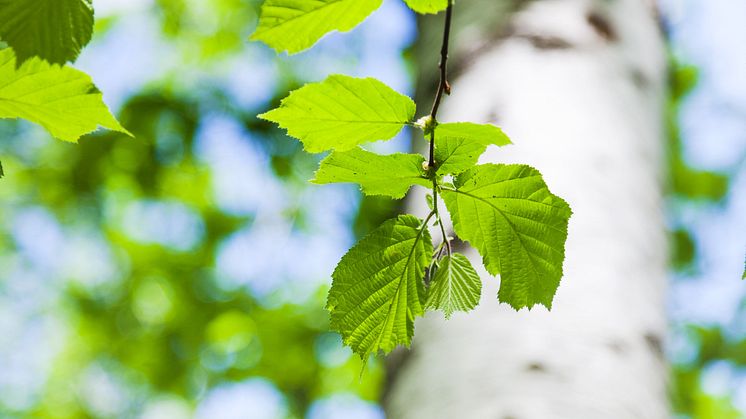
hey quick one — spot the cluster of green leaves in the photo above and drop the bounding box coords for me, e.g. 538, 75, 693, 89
0, 85, 385, 417
0, 0, 128, 174
252, 0, 572, 360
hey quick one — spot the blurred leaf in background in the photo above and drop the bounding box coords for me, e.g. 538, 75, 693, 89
665, 19, 746, 415
0, 0, 422, 417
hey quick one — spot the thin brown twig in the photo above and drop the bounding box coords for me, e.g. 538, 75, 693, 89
427, 0, 453, 168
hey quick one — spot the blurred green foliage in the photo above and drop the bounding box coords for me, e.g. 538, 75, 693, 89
667, 63, 729, 203
0, 1, 385, 417
671, 325, 746, 418
666, 57, 744, 418
0, 90, 384, 416
666, 60, 729, 274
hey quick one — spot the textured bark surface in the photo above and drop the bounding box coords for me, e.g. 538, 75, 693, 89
386, 0, 669, 418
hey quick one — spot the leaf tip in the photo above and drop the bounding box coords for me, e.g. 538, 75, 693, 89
115, 124, 135, 139
256, 109, 275, 122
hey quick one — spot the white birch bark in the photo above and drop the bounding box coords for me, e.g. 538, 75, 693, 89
386, 0, 669, 418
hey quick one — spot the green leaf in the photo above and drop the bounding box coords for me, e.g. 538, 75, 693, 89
434, 136, 486, 176
426, 193, 434, 211
250, 0, 382, 54
0, 0, 93, 65
260, 75, 416, 153
312, 147, 431, 199
327, 214, 433, 358
436, 122, 511, 147
0, 159, 3, 178
425, 253, 481, 318
441, 164, 572, 310
433, 123, 511, 176
403, 0, 448, 14
0, 48, 130, 142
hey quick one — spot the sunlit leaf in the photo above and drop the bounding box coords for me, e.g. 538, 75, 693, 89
260, 75, 415, 153
312, 147, 431, 199
436, 122, 511, 147
425, 253, 481, 318
0, 48, 130, 142
327, 215, 432, 358
403, 0, 448, 14
433, 123, 510, 176
433, 122, 511, 176
441, 164, 572, 309
251, 0, 382, 54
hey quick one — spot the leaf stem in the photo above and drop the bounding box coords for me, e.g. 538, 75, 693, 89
432, 180, 451, 258
426, 0, 454, 263
421, 209, 437, 235
424, 1, 454, 287
437, 217, 451, 257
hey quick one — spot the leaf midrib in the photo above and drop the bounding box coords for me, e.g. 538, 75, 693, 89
372, 221, 427, 352
447, 188, 550, 303
256, 0, 357, 35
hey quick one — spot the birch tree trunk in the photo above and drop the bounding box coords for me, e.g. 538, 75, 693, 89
386, 0, 669, 418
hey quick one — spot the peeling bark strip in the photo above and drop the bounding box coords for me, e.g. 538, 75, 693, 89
389, 0, 669, 418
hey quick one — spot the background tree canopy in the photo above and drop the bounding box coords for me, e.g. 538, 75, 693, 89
0, 0, 744, 418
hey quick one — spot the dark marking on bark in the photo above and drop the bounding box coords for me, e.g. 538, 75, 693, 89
651, 1, 668, 37
644, 332, 664, 359
586, 11, 617, 42
607, 340, 629, 355
517, 33, 573, 50
487, 109, 502, 125
447, 25, 512, 81
630, 68, 650, 90
526, 362, 547, 372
